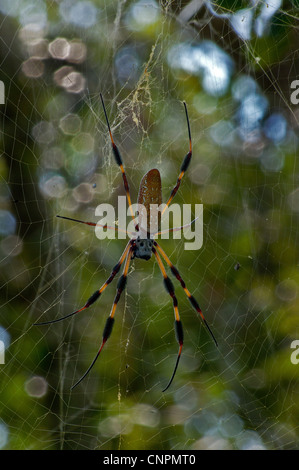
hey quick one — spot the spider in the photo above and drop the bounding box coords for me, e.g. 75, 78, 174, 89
35, 95, 218, 392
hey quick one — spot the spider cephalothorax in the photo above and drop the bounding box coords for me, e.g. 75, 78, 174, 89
132, 237, 154, 261
35, 94, 217, 392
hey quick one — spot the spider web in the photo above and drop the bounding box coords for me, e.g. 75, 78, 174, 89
1, 0, 299, 450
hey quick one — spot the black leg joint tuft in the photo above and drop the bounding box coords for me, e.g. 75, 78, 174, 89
164, 277, 174, 295
117, 274, 127, 291
180, 152, 192, 172
112, 144, 122, 166
112, 262, 121, 273
170, 265, 179, 277
86, 290, 101, 307
175, 320, 184, 345
189, 295, 199, 311
103, 317, 115, 340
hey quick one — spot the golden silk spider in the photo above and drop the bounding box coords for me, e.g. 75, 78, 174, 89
35, 95, 218, 391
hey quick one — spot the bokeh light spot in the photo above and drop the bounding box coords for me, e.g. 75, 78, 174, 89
0, 211, 17, 236
25, 376, 48, 398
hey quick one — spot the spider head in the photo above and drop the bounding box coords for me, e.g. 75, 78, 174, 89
133, 237, 153, 261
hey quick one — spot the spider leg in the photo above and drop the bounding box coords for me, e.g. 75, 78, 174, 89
71, 246, 133, 390
154, 242, 218, 347
55, 215, 132, 235
161, 101, 192, 216
153, 217, 198, 237
152, 246, 184, 392
34, 240, 132, 326
100, 94, 137, 228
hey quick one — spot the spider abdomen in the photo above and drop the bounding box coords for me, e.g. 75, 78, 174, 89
137, 168, 162, 236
